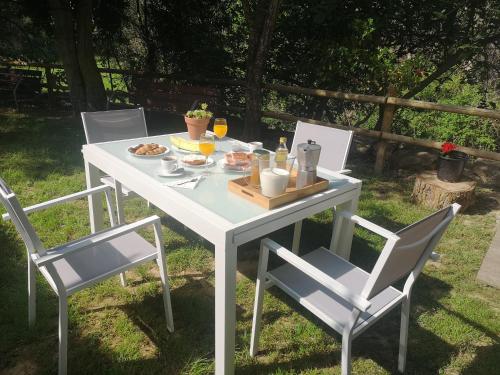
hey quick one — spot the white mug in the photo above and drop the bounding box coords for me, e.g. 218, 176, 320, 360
260, 168, 290, 197
248, 141, 263, 152
161, 156, 178, 173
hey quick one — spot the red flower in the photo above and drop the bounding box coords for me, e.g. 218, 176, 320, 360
441, 142, 457, 154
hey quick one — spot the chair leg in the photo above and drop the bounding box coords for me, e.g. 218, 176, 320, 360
28, 257, 36, 326
398, 297, 410, 373
341, 330, 353, 375
250, 243, 270, 357
113, 181, 127, 287
58, 297, 68, 375
292, 220, 303, 254
119, 273, 127, 287
157, 257, 174, 333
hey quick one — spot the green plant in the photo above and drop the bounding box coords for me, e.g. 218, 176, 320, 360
185, 103, 213, 119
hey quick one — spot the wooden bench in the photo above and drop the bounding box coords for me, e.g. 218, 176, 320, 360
0, 68, 43, 109
129, 78, 221, 114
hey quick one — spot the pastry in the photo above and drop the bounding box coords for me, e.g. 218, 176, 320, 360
225, 152, 251, 166
129, 143, 166, 156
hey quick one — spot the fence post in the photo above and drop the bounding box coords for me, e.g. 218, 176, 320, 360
374, 85, 397, 174
45, 65, 55, 108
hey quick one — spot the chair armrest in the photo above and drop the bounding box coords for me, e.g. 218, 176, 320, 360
34, 215, 161, 267
336, 211, 400, 241
2, 185, 112, 221
262, 238, 371, 312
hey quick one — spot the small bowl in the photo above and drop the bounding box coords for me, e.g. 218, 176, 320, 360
230, 141, 247, 152
248, 141, 263, 152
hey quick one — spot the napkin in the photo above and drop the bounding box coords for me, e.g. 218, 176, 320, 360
166, 176, 204, 189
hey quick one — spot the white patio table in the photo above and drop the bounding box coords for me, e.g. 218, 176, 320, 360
82, 132, 362, 374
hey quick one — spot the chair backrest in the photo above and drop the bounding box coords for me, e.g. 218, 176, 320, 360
363, 204, 460, 299
290, 121, 353, 172
0, 177, 45, 255
81, 107, 148, 144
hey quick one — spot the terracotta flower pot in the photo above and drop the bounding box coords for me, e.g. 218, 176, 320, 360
185, 116, 210, 140
437, 151, 468, 182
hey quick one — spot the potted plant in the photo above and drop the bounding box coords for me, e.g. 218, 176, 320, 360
437, 142, 468, 182
184, 103, 213, 140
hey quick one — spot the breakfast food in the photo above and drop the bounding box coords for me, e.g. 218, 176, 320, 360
222, 152, 251, 171
224, 152, 251, 166
182, 155, 207, 166
129, 143, 167, 156
170, 135, 200, 152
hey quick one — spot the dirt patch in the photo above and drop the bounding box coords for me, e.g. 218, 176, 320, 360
0, 358, 38, 375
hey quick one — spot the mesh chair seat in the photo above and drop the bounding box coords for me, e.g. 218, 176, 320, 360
269, 247, 403, 334
46, 231, 157, 293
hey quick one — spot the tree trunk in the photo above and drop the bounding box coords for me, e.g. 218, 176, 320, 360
412, 171, 476, 211
242, 0, 281, 141
49, 0, 86, 113
76, 0, 107, 111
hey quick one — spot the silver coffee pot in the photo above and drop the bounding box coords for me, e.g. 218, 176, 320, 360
296, 140, 321, 189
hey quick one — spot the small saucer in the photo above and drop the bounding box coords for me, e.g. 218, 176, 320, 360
157, 167, 185, 177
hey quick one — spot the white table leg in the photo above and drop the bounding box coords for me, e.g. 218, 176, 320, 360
331, 188, 360, 260
114, 180, 125, 225
215, 235, 237, 375
84, 159, 104, 233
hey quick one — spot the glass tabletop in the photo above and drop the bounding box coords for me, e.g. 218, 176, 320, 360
95, 133, 352, 224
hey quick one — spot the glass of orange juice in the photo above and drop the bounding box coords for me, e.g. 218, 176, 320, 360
213, 118, 228, 151
199, 133, 215, 175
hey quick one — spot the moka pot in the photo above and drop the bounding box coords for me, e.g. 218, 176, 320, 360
296, 140, 321, 189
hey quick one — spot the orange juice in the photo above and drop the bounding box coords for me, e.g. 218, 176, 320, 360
214, 124, 228, 139
199, 142, 215, 156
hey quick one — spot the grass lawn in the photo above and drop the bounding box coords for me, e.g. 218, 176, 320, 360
0, 110, 499, 374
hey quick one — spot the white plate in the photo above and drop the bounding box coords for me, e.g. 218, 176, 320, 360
172, 145, 200, 154
128, 144, 170, 158
217, 159, 250, 173
181, 156, 215, 168
157, 168, 185, 177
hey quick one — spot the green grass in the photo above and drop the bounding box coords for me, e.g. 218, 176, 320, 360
0, 109, 499, 374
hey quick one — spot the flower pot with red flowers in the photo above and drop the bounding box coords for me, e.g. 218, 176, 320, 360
184, 103, 213, 140
437, 142, 468, 182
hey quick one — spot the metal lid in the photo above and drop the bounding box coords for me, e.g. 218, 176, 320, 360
253, 149, 270, 159
298, 139, 321, 152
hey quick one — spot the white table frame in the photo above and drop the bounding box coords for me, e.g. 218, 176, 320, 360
82, 134, 362, 374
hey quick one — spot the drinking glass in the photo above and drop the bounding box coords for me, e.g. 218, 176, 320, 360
199, 133, 215, 175
213, 118, 228, 151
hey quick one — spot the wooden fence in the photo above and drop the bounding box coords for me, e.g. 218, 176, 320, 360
2, 61, 500, 167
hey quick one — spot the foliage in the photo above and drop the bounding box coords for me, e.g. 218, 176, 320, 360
0, 112, 499, 373
393, 73, 499, 151
185, 103, 213, 119
0, 0, 498, 149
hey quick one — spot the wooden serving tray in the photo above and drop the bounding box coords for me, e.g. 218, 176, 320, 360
228, 171, 329, 209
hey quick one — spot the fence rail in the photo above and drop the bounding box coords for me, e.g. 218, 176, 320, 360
2, 61, 499, 167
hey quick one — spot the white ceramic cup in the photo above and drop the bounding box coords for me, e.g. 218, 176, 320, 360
260, 168, 290, 197
248, 141, 263, 152
161, 156, 178, 173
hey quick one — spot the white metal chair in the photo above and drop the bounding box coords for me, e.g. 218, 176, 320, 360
290, 120, 354, 253
290, 120, 353, 174
81, 107, 149, 222
0, 176, 174, 375
250, 204, 460, 375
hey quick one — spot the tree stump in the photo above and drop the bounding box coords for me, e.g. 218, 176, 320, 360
412, 171, 476, 211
